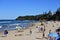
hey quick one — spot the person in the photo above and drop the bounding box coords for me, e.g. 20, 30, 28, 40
38, 26, 41, 32
30, 28, 32, 35
3, 30, 8, 37
49, 30, 51, 34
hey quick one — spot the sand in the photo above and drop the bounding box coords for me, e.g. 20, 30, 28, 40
0, 21, 60, 40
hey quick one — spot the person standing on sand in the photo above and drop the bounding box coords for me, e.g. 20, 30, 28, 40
42, 23, 46, 38
49, 30, 51, 34
40, 24, 44, 32
29, 28, 32, 35
38, 26, 41, 32
40, 22, 46, 38
43, 26, 46, 38
42, 25, 46, 38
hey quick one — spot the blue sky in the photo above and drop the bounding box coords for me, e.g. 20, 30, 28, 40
0, 0, 60, 19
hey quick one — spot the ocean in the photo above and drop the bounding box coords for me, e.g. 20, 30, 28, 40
0, 20, 38, 31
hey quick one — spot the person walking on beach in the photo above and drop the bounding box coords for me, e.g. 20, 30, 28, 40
3, 30, 8, 37
29, 28, 32, 35
38, 24, 44, 33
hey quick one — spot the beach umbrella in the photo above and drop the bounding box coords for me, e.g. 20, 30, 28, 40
48, 32, 58, 37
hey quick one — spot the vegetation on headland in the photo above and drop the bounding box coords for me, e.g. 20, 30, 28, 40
16, 7, 60, 21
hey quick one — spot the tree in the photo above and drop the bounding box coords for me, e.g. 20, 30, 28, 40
50, 7, 60, 21
16, 7, 60, 21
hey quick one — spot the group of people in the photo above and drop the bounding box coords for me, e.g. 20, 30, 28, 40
2, 21, 60, 40
37, 22, 60, 40
37, 22, 46, 38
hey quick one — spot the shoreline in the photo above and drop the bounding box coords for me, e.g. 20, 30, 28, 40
0, 21, 60, 40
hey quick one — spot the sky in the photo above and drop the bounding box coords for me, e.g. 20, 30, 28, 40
0, 0, 60, 19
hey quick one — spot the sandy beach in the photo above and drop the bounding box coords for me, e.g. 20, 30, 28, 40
0, 21, 60, 40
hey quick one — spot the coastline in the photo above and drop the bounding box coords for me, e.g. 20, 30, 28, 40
0, 21, 60, 40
